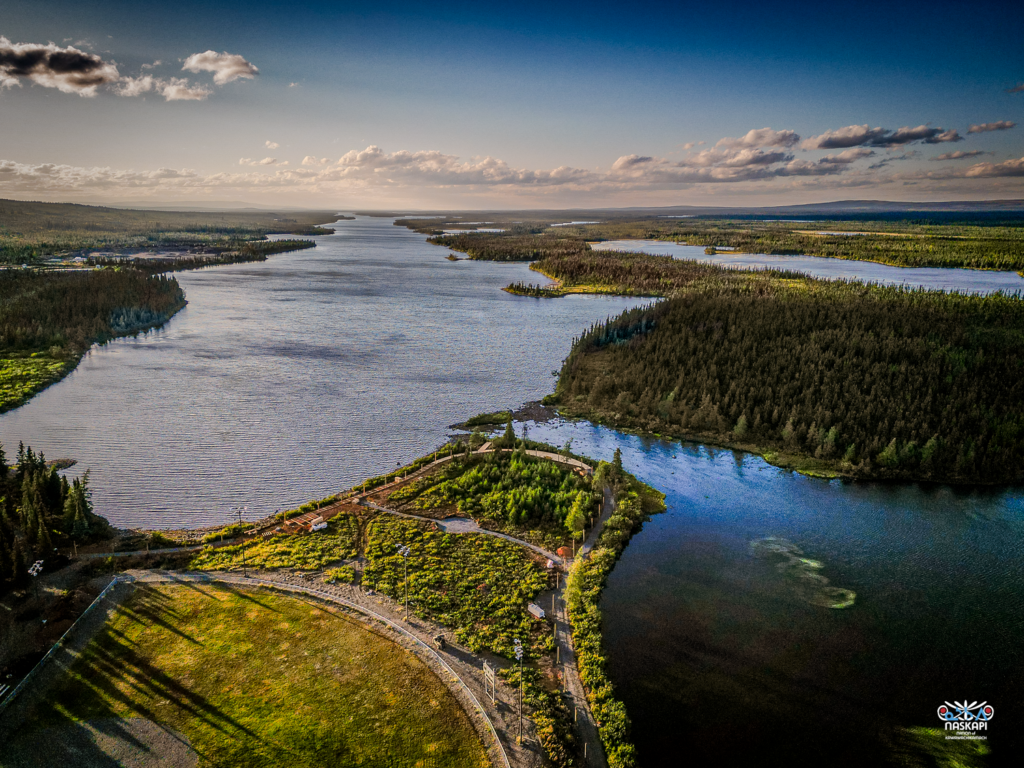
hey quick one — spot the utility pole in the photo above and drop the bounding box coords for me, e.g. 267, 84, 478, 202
514, 638, 524, 744
235, 506, 249, 577
28, 560, 44, 600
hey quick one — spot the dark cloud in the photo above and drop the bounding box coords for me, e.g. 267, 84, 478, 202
0, 36, 119, 95
967, 120, 1016, 133
803, 124, 961, 149
930, 150, 990, 161
818, 148, 875, 164
868, 150, 919, 169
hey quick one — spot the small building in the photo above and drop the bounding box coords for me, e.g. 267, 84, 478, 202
528, 603, 546, 620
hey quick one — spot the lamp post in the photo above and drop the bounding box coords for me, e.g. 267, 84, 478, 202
28, 560, 44, 600
397, 544, 411, 617
233, 506, 250, 577
516, 638, 524, 741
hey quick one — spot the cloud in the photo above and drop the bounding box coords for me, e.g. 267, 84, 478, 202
240, 157, 281, 166
301, 156, 329, 166
802, 125, 889, 149
116, 75, 211, 101
141, 60, 161, 70
817, 147, 876, 165
182, 51, 258, 84
868, 150, 919, 169
1006, 83, 1024, 94
967, 120, 1016, 134
0, 36, 120, 96
802, 124, 961, 149
930, 150, 990, 161
265, 140, 279, 149
716, 127, 800, 149
964, 156, 1024, 177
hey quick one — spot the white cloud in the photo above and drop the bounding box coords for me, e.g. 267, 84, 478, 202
716, 127, 800, 149
240, 157, 280, 166
964, 156, 1024, 177
967, 121, 1015, 134
116, 75, 211, 101
930, 150, 990, 161
265, 140, 279, 149
182, 51, 258, 84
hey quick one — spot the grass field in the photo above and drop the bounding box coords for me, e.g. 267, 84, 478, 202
188, 514, 360, 571
6, 583, 489, 768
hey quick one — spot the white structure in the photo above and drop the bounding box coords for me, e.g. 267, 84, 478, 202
528, 603, 546, 619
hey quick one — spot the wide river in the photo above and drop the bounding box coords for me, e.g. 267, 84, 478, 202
3, 216, 1021, 765
0, 216, 650, 527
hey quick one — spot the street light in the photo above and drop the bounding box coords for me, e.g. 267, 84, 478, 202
233, 506, 250, 577
28, 560, 44, 600
516, 638, 524, 741
396, 544, 411, 618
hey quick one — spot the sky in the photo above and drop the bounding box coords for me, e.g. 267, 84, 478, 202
1, 0, 1023, 209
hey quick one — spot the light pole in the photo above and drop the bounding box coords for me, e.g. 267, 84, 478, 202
514, 638, 524, 743
28, 560, 44, 600
234, 506, 250, 577
397, 544, 411, 617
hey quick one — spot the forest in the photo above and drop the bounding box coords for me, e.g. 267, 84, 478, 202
404, 214, 1024, 271
0, 269, 186, 412
0, 198, 338, 263
0, 442, 110, 596
553, 278, 1024, 483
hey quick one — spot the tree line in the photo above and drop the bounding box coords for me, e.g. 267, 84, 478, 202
555, 280, 1024, 483
0, 442, 110, 595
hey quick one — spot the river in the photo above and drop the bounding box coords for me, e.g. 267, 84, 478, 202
526, 419, 1023, 767
0, 216, 649, 528
3, 214, 1021, 765
591, 239, 1024, 295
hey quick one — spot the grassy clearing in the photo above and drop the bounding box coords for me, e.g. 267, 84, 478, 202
189, 515, 359, 571
9, 583, 488, 767
0, 354, 69, 411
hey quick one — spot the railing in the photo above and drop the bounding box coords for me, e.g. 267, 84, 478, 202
0, 575, 127, 718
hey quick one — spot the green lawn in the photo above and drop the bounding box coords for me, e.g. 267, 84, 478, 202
11, 584, 490, 768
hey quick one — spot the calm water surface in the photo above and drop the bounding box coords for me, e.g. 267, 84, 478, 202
592, 239, 1024, 295
527, 420, 1024, 767
0, 217, 648, 527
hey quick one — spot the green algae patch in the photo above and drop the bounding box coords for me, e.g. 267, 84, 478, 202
751, 537, 857, 609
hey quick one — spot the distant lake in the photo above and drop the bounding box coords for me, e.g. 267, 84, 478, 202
591, 239, 1024, 295
0, 217, 648, 528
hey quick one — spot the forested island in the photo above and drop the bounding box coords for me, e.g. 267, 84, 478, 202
399, 212, 1024, 271
407, 216, 1024, 484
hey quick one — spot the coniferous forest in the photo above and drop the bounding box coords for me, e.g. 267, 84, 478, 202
0, 442, 109, 596
554, 279, 1024, 483
0, 269, 186, 412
